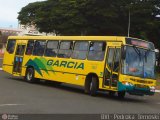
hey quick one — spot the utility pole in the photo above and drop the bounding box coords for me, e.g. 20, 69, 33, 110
128, 9, 130, 37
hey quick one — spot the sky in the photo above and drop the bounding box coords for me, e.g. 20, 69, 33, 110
0, 0, 45, 28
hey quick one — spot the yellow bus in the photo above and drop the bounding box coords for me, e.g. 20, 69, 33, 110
3, 36, 156, 98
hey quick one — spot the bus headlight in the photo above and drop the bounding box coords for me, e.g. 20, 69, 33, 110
122, 81, 133, 86
149, 86, 155, 92
125, 82, 129, 86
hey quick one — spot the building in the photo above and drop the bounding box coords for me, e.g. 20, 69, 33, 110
0, 27, 22, 36
0, 24, 56, 37
18, 24, 56, 36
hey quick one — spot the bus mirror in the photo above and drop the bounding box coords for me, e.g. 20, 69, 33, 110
121, 46, 126, 60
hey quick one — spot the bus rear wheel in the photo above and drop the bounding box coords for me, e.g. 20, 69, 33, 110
25, 68, 39, 83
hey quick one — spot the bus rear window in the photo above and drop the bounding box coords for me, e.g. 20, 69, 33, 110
6, 40, 16, 54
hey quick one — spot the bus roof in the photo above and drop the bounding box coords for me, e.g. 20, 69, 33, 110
8, 36, 126, 41
8, 36, 154, 48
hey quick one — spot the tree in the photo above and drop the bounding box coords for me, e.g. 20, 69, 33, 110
18, 2, 44, 25
18, 0, 160, 48
0, 31, 2, 43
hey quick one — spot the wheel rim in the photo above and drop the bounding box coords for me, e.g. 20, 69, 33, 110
90, 82, 93, 91
27, 70, 32, 81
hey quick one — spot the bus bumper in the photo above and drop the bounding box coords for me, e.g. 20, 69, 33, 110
118, 82, 155, 96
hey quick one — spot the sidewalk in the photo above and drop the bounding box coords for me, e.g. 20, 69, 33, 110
0, 57, 3, 68
155, 90, 160, 92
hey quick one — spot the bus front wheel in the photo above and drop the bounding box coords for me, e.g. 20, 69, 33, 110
90, 77, 98, 96
118, 91, 126, 99
85, 76, 98, 96
109, 91, 116, 97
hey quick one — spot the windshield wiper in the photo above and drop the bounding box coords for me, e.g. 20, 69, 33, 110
133, 46, 141, 61
144, 49, 150, 62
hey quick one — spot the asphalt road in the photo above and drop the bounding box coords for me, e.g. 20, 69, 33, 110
0, 71, 160, 114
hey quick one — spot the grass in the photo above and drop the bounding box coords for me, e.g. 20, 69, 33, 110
157, 81, 160, 85
156, 72, 160, 79
156, 72, 160, 87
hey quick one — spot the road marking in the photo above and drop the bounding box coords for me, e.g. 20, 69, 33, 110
0, 104, 25, 107
155, 90, 160, 93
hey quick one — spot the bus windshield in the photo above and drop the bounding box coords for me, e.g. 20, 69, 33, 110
122, 46, 156, 79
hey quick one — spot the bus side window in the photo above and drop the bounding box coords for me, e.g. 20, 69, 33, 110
88, 42, 106, 61
71, 41, 89, 60
44, 41, 59, 57
25, 40, 34, 55
16, 45, 26, 55
6, 40, 16, 54
57, 41, 72, 58
33, 40, 46, 56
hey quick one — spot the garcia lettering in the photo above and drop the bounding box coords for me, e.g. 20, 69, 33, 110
47, 60, 84, 70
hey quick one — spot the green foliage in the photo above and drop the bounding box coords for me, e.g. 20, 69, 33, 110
18, 2, 44, 25
18, 0, 160, 49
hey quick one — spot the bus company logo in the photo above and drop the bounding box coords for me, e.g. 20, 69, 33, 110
47, 60, 84, 70
2, 114, 8, 120
25, 57, 53, 76
25, 57, 84, 77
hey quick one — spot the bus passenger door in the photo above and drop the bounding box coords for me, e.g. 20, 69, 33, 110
104, 44, 121, 90
13, 43, 26, 75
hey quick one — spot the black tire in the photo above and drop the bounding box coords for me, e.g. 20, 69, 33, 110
85, 76, 98, 96
118, 91, 126, 99
109, 91, 116, 97
84, 78, 91, 94
25, 68, 39, 83
89, 76, 98, 96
